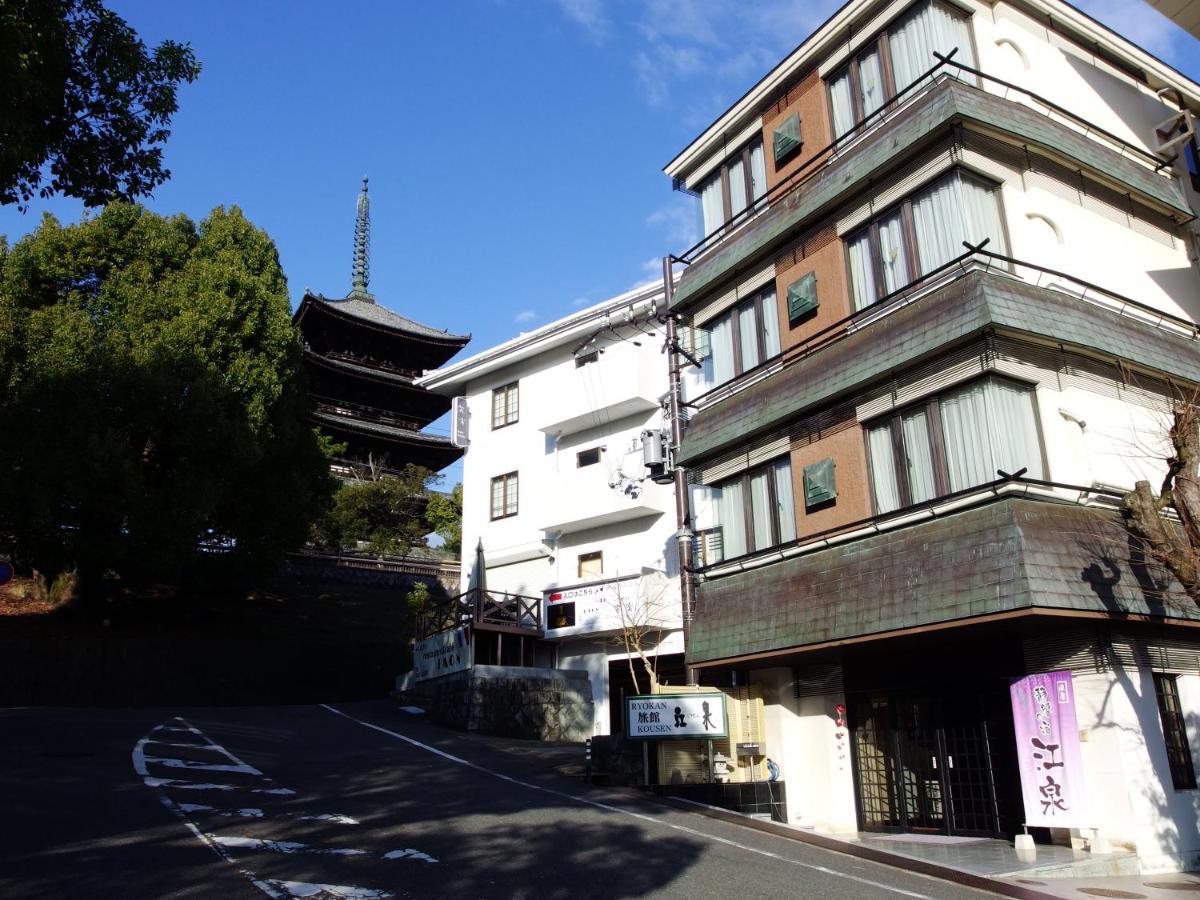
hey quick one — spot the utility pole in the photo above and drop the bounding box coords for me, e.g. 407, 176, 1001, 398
662, 256, 697, 686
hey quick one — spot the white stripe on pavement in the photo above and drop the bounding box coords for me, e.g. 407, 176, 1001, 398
319, 704, 933, 900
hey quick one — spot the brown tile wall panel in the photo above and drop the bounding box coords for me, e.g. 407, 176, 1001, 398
789, 424, 872, 537
763, 68, 834, 192
773, 218, 847, 353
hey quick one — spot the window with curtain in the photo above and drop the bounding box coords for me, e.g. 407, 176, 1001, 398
696, 138, 769, 240
845, 169, 1005, 310
702, 286, 781, 388
828, 0, 975, 141
866, 376, 1043, 514
713, 458, 796, 560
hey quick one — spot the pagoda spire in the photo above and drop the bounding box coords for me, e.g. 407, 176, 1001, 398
350, 176, 373, 301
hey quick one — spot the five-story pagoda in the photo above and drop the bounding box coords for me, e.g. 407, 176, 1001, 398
294, 178, 469, 475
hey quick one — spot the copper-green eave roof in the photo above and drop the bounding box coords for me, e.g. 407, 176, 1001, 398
678, 269, 1200, 466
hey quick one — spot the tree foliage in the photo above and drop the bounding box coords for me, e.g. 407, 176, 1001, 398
0, 203, 335, 594
1123, 394, 1200, 607
425, 482, 462, 557
313, 464, 437, 558
1, 0, 200, 210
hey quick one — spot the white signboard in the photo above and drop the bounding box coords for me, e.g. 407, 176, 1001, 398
544, 571, 680, 639
413, 626, 471, 682
627, 693, 728, 740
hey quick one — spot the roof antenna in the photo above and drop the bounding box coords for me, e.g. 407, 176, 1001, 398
349, 176, 374, 302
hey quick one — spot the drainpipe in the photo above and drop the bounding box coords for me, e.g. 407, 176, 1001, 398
662, 256, 697, 686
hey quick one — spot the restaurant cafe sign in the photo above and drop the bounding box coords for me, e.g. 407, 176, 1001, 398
413, 626, 471, 682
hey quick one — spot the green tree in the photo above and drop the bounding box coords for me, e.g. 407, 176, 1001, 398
1, 0, 200, 210
314, 464, 438, 558
425, 482, 462, 557
0, 203, 335, 600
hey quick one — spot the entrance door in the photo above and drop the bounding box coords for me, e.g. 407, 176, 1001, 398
850, 695, 1005, 837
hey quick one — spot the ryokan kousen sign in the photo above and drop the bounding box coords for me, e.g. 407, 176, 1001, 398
626, 693, 728, 740
413, 626, 471, 682
1009, 670, 1089, 828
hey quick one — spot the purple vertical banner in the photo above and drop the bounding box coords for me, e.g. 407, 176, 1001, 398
1010, 670, 1088, 828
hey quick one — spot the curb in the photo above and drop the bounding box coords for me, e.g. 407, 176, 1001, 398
582, 779, 1062, 900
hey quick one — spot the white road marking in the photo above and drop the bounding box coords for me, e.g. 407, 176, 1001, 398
178, 803, 264, 818
145, 739, 221, 750
320, 704, 933, 900
209, 835, 367, 857
143, 756, 263, 775
265, 881, 390, 899
141, 777, 295, 794
382, 849, 438, 863
299, 814, 360, 825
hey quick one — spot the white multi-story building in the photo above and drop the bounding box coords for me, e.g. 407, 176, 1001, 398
419, 282, 683, 735
655, 0, 1200, 872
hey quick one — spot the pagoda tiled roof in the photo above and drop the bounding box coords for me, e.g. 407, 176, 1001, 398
312, 408, 456, 448
300, 291, 469, 344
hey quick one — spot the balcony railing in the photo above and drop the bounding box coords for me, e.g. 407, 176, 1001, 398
675, 51, 1176, 265
688, 243, 1199, 414
695, 474, 1132, 580
313, 396, 426, 433
415, 587, 543, 641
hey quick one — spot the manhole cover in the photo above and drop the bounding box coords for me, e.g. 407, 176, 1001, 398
1078, 890, 1147, 899
1142, 884, 1200, 892
39, 750, 95, 759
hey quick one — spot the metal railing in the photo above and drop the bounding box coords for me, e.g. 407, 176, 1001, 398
688, 242, 1198, 412
312, 396, 426, 432
675, 51, 1176, 265
695, 473, 1131, 578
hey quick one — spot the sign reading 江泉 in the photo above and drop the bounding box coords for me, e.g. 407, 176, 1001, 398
413, 626, 471, 682
1009, 670, 1088, 828
627, 693, 728, 740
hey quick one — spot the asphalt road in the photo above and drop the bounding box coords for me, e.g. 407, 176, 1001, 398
0, 701, 1007, 900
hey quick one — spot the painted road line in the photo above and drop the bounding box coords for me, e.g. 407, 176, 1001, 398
145, 739, 224, 751
209, 835, 436, 863
142, 777, 296, 794
320, 704, 935, 900
264, 881, 390, 900
299, 814, 360, 825
143, 756, 264, 775
178, 803, 265, 818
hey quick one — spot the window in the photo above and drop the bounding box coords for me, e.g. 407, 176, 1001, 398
490, 472, 518, 520
578, 551, 603, 580
704, 286, 781, 387
866, 377, 1043, 514
828, 0, 975, 139
846, 169, 1006, 310
712, 458, 796, 560
491, 382, 518, 429
1154, 673, 1197, 790
576, 447, 601, 468
698, 138, 768, 239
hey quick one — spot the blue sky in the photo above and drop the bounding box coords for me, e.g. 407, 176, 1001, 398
2, 0, 1198, 486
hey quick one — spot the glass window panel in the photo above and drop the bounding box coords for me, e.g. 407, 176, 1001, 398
737, 301, 761, 371
707, 312, 735, 386
959, 173, 1007, 254
868, 423, 901, 513
715, 479, 747, 559
750, 469, 773, 550
939, 380, 995, 490
729, 156, 748, 219
760, 290, 781, 359
847, 230, 878, 310
878, 210, 910, 294
700, 173, 724, 239
830, 69, 855, 137
506, 474, 518, 515
858, 44, 886, 119
773, 459, 796, 544
901, 408, 937, 503
749, 140, 767, 204
910, 172, 962, 274
889, 0, 975, 93
984, 378, 1043, 479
